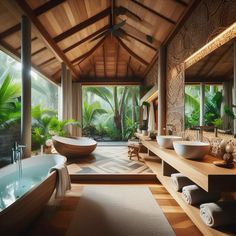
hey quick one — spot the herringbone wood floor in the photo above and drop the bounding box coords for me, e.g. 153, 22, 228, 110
67, 146, 153, 175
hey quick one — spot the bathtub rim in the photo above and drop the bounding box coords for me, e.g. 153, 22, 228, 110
0, 154, 67, 215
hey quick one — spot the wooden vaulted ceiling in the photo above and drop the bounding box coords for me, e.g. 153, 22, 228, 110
0, 0, 195, 84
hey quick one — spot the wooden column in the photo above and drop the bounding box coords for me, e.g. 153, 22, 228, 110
21, 16, 31, 158
233, 41, 236, 137
158, 45, 166, 135
61, 63, 67, 120
200, 82, 205, 126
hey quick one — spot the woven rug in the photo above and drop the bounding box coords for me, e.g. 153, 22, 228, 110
66, 186, 175, 236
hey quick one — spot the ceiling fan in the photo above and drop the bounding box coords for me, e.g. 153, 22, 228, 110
89, 2, 154, 44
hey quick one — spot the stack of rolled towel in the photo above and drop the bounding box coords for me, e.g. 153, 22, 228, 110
200, 201, 236, 227
182, 185, 220, 205
171, 173, 194, 192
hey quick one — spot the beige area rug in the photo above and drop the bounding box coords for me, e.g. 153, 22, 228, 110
66, 186, 175, 236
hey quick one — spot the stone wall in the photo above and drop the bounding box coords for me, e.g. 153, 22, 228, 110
144, 58, 158, 87
166, 0, 236, 132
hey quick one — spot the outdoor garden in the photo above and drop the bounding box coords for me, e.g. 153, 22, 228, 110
185, 84, 234, 131
82, 86, 140, 141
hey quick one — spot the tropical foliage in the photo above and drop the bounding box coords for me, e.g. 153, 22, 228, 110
32, 105, 80, 150
185, 85, 224, 129
0, 72, 21, 129
82, 86, 140, 141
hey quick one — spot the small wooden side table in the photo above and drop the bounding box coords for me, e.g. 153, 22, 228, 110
128, 143, 141, 161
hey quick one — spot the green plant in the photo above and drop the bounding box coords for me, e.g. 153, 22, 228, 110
0, 72, 21, 129
212, 118, 223, 128
32, 105, 80, 150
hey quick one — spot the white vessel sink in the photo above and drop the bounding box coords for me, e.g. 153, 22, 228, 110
173, 141, 210, 160
156, 135, 182, 149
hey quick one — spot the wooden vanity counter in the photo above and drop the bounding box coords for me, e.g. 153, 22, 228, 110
141, 140, 236, 192
136, 136, 236, 236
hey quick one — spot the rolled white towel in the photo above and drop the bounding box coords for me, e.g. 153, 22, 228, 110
200, 201, 236, 227
182, 185, 220, 205
50, 164, 71, 198
171, 173, 194, 192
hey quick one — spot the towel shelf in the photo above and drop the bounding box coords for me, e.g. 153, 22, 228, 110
139, 139, 236, 192
139, 153, 233, 236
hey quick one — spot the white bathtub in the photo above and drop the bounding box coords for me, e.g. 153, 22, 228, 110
0, 154, 66, 235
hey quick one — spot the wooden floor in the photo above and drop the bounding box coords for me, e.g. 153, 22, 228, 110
26, 183, 202, 236
67, 145, 153, 175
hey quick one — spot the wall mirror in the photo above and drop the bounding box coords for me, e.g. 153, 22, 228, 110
184, 38, 235, 134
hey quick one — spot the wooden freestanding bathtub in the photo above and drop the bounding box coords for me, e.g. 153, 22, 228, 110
52, 136, 97, 158
0, 154, 66, 235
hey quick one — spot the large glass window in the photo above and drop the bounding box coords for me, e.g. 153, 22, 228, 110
82, 86, 140, 141
0, 50, 58, 167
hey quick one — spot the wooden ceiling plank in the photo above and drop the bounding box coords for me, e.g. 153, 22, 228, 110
116, 37, 149, 66
0, 23, 21, 39
38, 56, 56, 67
131, 0, 176, 25
127, 56, 131, 78
115, 43, 119, 78
74, 36, 106, 65
34, 0, 66, 16
173, 0, 188, 7
143, 0, 200, 78
15, 37, 38, 51
31, 46, 47, 56
93, 57, 97, 79
63, 25, 109, 53
54, 7, 110, 43
15, 0, 78, 78
122, 30, 157, 51
103, 44, 107, 78
206, 46, 233, 76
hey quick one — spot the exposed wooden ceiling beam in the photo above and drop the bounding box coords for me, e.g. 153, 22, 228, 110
122, 29, 157, 51
173, 0, 188, 7
76, 76, 143, 85
116, 37, 149, 66
15, 0, 78, 78
0, 23, 21, 39
131, 0, 176, 25
38, 57, 56, 67
63, 25, 109, 53
54, 7, 110, 43
31, 46, 47, 56
34, 0, 66, 16
72, 37, 106, 65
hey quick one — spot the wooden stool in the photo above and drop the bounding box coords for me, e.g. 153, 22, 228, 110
128, 143, 141, 161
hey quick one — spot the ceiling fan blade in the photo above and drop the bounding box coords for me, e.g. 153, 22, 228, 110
89, 30, 109, 42
112, 20, 126, 31
115, 6, 142, 22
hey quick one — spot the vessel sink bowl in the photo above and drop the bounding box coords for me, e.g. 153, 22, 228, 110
173, 141, 210, 160
156, 135, 182, 149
